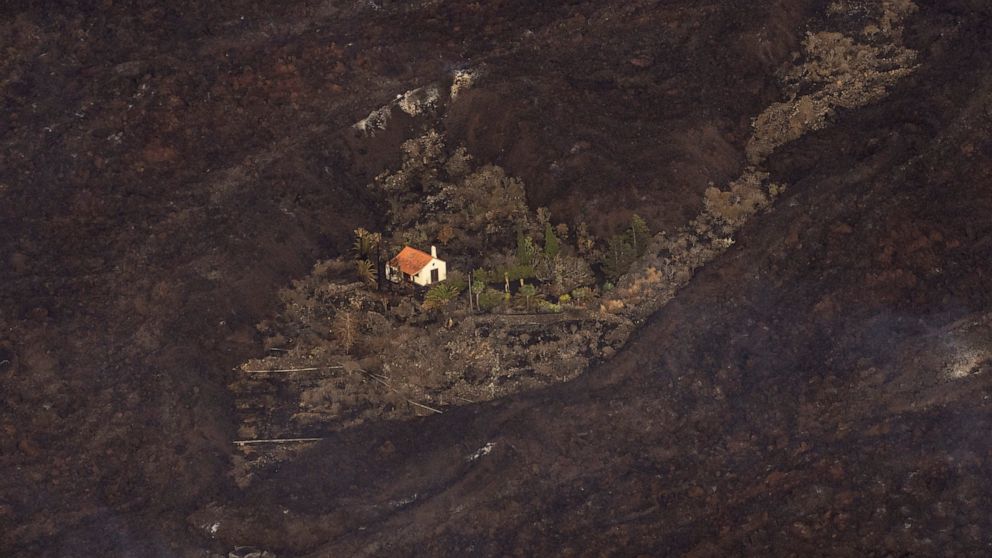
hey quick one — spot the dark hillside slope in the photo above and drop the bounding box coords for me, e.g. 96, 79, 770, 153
1, 2, 816, 553
2, 0, 991, 556
208, 3, 992, 556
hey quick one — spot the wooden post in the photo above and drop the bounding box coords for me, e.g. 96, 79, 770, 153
376, 236, 385, 291
467, 272, 473, 311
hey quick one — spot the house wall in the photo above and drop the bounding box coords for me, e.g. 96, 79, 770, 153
386, 258, 447, 286
413, 258, 446, 286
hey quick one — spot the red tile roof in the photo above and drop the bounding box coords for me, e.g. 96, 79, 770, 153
388, 246, 434, 276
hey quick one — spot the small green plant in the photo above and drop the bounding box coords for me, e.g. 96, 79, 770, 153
558, 293, 572, 304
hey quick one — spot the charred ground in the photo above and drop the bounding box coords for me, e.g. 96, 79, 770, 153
2, 0, 992, 556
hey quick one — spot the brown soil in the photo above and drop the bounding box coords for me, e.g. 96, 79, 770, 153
3, 1, 992, 556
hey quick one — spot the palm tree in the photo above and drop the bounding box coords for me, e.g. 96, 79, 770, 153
423, 283, 461, 311
356, 259, 376, 285
353, 228, 381, 259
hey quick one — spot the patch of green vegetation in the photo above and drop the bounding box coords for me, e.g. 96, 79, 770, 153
516, 231, 537, 267
536, 300, 562, 314
571, 286, 594, 303
478, 288, 507, 312
517, 283, 538, 311
601, 214, 651, 281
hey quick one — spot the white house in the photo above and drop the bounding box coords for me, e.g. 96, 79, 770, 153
386, 245, 446, 286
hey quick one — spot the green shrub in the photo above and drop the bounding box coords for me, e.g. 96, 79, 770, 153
472, 268, 492, 287
518, 283, 538, 310
445, 270, 468, 292
478, 289, 505, 312
602, 233, 636, 281
600, 215, 652, 281
571, 287, 594, 303
537, 300, 562, 314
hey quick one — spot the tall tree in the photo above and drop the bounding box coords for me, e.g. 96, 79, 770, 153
543, 221, 560, 260
471, 269, 488, 309
628, 214, 650, 257
353, 228, 374, 259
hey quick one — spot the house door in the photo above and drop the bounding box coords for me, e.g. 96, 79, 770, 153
430, 268, 439, 283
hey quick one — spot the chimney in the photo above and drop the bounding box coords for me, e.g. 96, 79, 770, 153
431, 245, 438, 258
